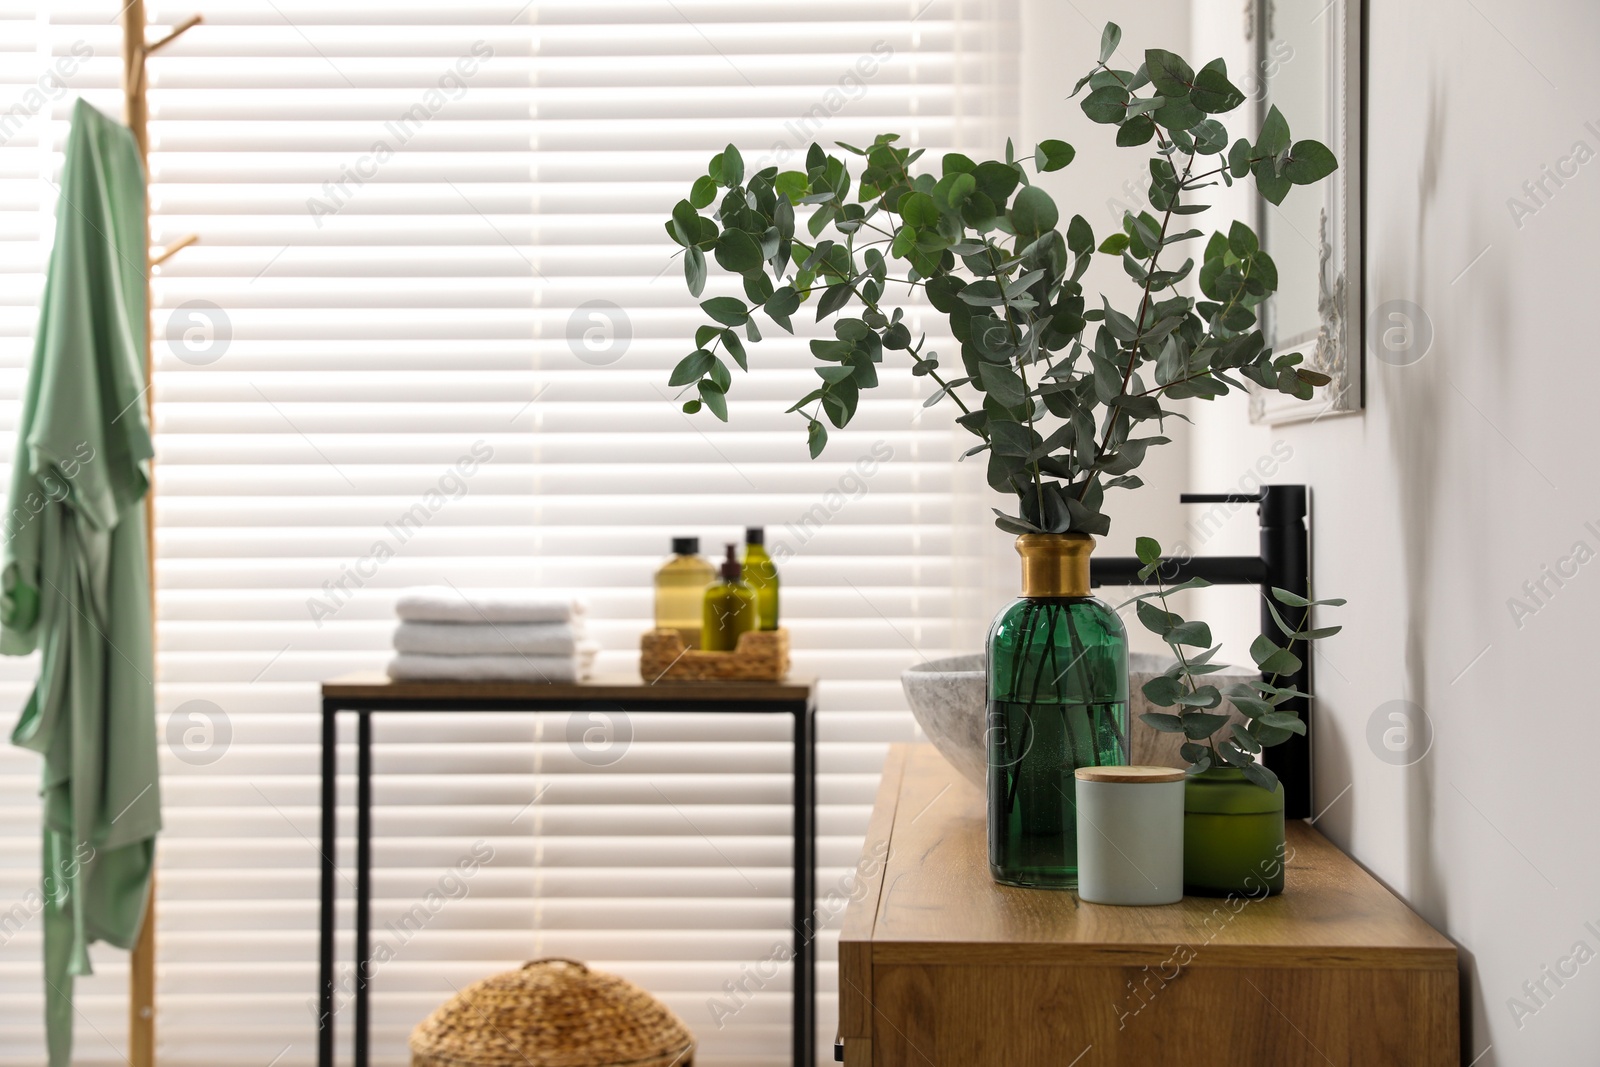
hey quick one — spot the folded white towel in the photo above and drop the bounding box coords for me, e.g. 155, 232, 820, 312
386, 644, 599, 684
394, 587, 585, 625
393, 620, 584, 656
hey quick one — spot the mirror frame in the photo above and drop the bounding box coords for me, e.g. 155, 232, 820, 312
1248, 0, 1364, 424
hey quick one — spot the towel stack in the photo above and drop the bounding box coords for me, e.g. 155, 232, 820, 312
385, 587, 597, 683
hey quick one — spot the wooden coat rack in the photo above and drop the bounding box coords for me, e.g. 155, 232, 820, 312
120, 4, 202, 1064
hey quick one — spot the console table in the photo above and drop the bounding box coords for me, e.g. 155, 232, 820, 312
317, 674, 817, 1067
838, 744, 1459, 1066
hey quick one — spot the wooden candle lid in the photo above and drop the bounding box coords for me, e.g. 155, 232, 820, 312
1074, 765, 1187, 784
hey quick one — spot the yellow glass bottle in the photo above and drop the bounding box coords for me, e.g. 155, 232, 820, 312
654, 537, 715, 648
701, 543, 759, 651
742, 526, 779, 631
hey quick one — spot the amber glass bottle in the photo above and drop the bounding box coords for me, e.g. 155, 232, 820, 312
654, 537, 715, 648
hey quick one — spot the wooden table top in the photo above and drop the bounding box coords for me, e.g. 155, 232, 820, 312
321, 671, 815, 704
843, 744, 1457, 971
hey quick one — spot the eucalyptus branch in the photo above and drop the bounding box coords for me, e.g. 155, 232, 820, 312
663, 19, 1337, 532
1076, 150, 1196, 497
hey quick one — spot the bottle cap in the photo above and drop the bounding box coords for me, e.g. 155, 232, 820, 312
720, 543, 742, 581
745, 526, 764, 546
671, 536, 699, 556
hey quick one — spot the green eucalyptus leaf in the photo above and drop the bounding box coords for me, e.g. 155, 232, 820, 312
1259, 711, 1307, 735
1252, 156, 1292, 206
669, 349, 716, 387
1035, 139, 1076, 172
764, 286, 800, 331
1175, 686, 1222, 709
1136, 599, 1178, 636
1066, 214, 1095, 257
714, 228, 762, 272
899, 191, 940, 227
1217, 740, 1255, 769
774, 170, 807, 202
1099, 232, 1131, 256
1141, 712, 1186, 734
1229, 722, 1261, 753
701, 296, 749, 326
684, 245, 707, 297
1167, 620, 1213, 647
1099, 22, 1122, 63
807, 419, 828, 457
698, 379, 729, 420
1082, 85, 1130, 124
1240, 760, 1279, 792
719, 143, 745, 186
690, 175, 719, 209
1190, 59, 1244, 113
1010, 185, 1060, 235
1144, 48, 1194, 97
1228, 220, 1258, 257
1142, 674, 1185, 707
1228, 137, 1254, 178
1183, 712, 1230, 740
1256, 106, 1290, 157
1116, 116, 1156, 147
817, 283, 854, 320
1283, 139, 1338, 184
978, 361, 1028, 407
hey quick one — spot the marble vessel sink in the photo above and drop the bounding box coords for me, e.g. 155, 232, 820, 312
901, 652, 1254, 788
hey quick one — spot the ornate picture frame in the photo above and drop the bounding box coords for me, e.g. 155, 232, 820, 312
1248, 0, 1363, 424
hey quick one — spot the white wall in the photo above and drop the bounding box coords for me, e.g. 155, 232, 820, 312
1184, 1, 1600, 1063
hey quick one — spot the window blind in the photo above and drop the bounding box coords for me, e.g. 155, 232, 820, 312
0, 2, 1018, 1064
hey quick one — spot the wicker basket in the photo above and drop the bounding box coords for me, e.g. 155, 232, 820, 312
639, 627, 789, 683
409, 959, 695, 1067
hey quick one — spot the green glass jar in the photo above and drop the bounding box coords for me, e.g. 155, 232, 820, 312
1182, 767, 1286, 897
987, 534, 1129, 889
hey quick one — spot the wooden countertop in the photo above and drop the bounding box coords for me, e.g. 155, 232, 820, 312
843, 742, 1455, 983
320, 671, 815, 704
839, 745, 1460, 1066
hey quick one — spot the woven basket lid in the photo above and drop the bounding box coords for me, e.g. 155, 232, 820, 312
409, 959, 695, 1067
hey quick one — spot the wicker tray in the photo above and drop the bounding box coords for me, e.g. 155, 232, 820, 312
639, 627, 789, 683
410, 958, 694, 1067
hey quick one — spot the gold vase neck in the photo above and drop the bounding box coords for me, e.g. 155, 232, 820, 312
1016, 533, 1094, 598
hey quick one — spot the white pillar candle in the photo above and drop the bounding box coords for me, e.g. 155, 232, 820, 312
1074, 766, 1186, 906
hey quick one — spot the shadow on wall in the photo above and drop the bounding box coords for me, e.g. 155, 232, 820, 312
1377, 73, 1512, 1061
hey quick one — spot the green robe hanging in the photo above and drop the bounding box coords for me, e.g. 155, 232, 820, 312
2, 97, 161, 1066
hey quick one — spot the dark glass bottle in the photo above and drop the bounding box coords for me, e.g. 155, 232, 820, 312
987, 534, 1129, 889
742, 526, 779, 630
701, 543, 758, 651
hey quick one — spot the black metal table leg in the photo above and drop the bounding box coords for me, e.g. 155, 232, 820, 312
356, 710, 373, 1067
318, 700, 336, 1067
805, 700, 818, 1067
791, 700, 816, 1067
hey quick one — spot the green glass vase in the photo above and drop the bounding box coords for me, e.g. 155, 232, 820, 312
1182, 767, 1286, 897
987, 534, 1129, 889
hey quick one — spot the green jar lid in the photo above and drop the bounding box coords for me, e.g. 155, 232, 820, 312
1184, 767, 1286, 815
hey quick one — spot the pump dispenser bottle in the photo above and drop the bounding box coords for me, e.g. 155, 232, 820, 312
701, 543, 759, 651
